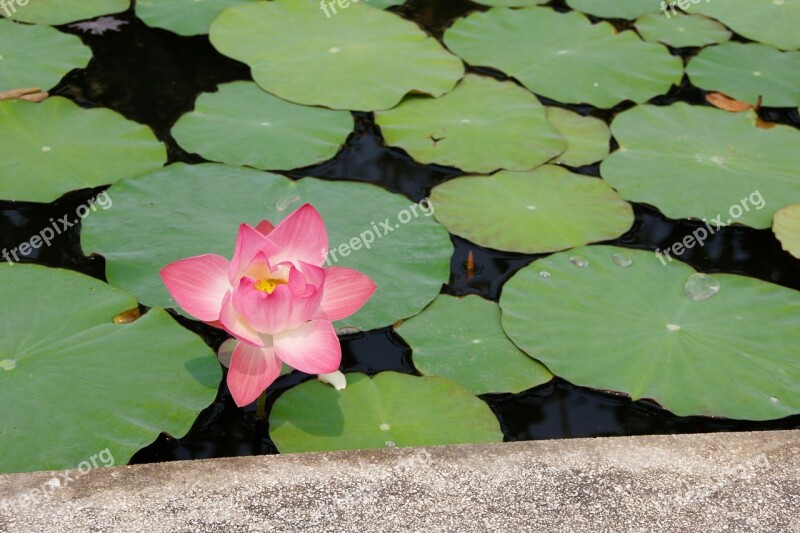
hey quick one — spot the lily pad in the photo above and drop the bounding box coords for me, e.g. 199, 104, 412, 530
773, 205, 800, 259
500, 246, 800, 420
0, 264, 221, 474
375, 74, 565, 173
0, 20, 92, 91
635, 12, 731, 48
686, 43, 800, 108
5, 0, 130, 25
565, 0, 660, 19
136, 0, 260, 36
269, 372, 503, 453
474, 0, 548, 5
444, 7, 682, 108
545, 107, 610, 167
369, 0, 406, 7
81, 163, 451, 331
396, 295, 552, 394
601, 103, 800, 228
0, 97, 166, 202
693, 0, 800, 51
429, 165, 634, 254
209, 0, 464, 111
172, 82, 353, 171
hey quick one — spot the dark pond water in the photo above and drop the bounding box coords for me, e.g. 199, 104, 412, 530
1, 0, 798, 465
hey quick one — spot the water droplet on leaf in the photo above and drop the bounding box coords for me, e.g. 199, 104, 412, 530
0, 359, 16, 371
539, 271, 551, 278
684, 273, 720, 302
569, 256, 588, 268
384, 441, 396, 448
612, 252, 632, 268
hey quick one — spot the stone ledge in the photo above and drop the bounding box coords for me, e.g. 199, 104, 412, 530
1, 430, 799, 532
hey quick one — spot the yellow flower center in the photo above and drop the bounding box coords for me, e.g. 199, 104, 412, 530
255, 277, 288, 294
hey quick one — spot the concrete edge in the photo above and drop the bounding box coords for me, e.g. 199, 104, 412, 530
1, 430, 799, 532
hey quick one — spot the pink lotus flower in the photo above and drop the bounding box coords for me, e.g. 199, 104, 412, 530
160, 204, 376, 406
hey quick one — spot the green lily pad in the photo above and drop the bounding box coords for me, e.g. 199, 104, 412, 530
81, 163, 451, 331
444, 7, 682, 108
545, 107, 610, 167
474, 0, 548, 5
356, 0, 405, 7
0, 20, 92, 91
693, 0, 800, 51
686, 42, 800, 108
172, 82, 353, 171
635, 12, 731, 48
209, 0, 464, 111
396, 295, 552, 394
773, 205, 800, 259
0, 264, 221, 474
500, 245, 800, 420
136, 0, 260, 36
0, 97, 166, 202
429, 165, 633, 254
565, 0, 660, 19
269, 372, 503, 453
601, 103, 800, 229
375, 74, 565, 173
5, 0, 130, 25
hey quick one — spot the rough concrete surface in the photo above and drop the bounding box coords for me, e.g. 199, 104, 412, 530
0, 431, 798, 532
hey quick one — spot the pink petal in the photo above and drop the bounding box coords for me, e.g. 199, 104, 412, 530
273, 320, 341, 375
160, 254, 231, 322
255, 220, 275, 236
230, 266, 323, 335
267, 204, 329, 267
227, 339, 281, 407
229, 224, 278, 284
219, 291, 265, 346
315, 267, 377, 322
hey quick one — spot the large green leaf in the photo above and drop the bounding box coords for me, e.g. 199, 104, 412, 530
473, 0, 548, 5
209, 0, 464, 111
396, 295, 553, 394
430, 165, 633, 254
444, 7, 682, 108
136, 0, 260, 36
686, 42, 800, 107
545, 107, 610, 167
601, 103, 800, 229
0, 20, 91, 91
499, 246, 800, 420
0, 264, 221, 474
693, 0, 800, 51
0, 97, 166, 202
773, 205, 800, 259
634, 12, 731, 48
269, 372, 503, 453
172, 82, 353, 171
565, 0, 660, 19
5, 0, 130, 25
81, 163, 452, 331
375, 74, 565, 173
